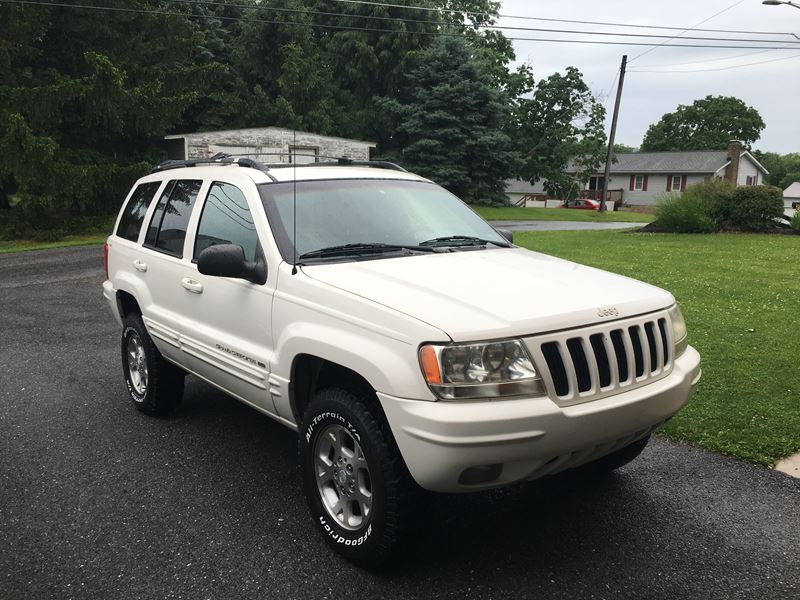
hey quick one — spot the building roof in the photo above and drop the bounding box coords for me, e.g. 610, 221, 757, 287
567, 150, 767, 175
784, 182, 800, 199
164, 126, 375, 147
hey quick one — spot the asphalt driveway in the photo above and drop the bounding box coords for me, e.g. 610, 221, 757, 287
0, 247, 798, 600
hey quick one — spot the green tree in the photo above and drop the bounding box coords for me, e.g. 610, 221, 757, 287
513, 67, 606, 198
0, 1, 231, 223
754, 151, 800, 189
377, 35, 518, 205
613, 143, 637, 153
640, 95, 765, 152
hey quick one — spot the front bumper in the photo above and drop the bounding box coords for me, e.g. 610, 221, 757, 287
378, 345, 701, 493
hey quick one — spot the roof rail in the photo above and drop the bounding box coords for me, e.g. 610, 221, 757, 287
150, 153, 272, 174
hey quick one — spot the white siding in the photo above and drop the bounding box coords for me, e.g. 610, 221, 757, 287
736, 156, 761, 186
613, 173, 708, 206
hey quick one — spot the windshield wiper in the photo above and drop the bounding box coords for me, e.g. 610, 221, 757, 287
419, 235, 510, 248
298, 242, 437, 261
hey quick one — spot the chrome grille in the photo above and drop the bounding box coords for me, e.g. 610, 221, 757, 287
527, 312, 673, 405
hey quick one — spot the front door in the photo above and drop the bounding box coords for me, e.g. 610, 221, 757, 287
177, 179, 276, 414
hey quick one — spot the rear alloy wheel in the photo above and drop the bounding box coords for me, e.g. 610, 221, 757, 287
121, 314, 184, 416
299, 388, 416, 568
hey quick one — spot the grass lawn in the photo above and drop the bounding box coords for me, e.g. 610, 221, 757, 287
473, 206, 654, 223
514, 229, 800, 466
0, 234, 108, 254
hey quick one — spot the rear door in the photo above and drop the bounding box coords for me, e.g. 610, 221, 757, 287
136, 178, 205, 368
176, 178, 277, 414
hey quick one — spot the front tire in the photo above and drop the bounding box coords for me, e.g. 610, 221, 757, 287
299, 388, 415, 568
121, 314, 184, 416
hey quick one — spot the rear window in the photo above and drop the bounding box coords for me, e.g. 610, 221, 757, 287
116, 182, 161, 242
144, 179, 202, 257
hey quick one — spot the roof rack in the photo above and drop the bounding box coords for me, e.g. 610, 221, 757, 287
150, 153, 272, 174
191, 152, 406, 173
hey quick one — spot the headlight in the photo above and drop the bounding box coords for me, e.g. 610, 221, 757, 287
419, 339, 544, 399
668, 304, 689, 358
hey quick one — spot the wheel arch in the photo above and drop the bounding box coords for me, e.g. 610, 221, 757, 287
290, 354, 384, 424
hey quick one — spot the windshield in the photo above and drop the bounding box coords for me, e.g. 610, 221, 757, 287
259, 179, 508, 263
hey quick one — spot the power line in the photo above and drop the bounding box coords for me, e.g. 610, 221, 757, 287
160, 0, 800, 44
632, 48, 779, 68
629, 0, 748, 62
628, 51, 800, 72
4, 0, 800, 50
322, 0, 800, 37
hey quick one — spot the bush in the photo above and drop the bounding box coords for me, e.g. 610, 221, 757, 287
655, 193, 716, 233
791, 211, 800, 232
682, 178, 735, 224
726, 185, 785, 231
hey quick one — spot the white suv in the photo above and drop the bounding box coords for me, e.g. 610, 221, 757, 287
102, 156, 701, 567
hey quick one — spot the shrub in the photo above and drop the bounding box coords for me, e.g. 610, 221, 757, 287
791, 211, 800, 232
726, 185, 784, 231
654, 193, 716, 233
681, 178, 735, 224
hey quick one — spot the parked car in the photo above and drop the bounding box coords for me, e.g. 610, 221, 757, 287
561, 198, 601, 210
103, 157, 701, 568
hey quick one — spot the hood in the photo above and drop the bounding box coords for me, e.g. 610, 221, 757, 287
301, 247, 675, 341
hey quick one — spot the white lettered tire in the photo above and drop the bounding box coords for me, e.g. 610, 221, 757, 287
299, 388, 415, 568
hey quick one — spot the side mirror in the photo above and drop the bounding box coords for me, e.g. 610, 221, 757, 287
197, 244, 267, 284
496, 228, 514, 244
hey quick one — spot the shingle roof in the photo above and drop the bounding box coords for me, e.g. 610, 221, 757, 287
567, 151, 729, 174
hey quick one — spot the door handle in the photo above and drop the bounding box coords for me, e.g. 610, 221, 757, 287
133, 259, 148, 272
181, 278, 203, 294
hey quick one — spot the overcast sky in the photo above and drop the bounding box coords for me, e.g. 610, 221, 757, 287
499, 0, 800, 153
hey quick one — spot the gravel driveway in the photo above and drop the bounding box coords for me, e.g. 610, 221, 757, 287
0, 246, 798, 600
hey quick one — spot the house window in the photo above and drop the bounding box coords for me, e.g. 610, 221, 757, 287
672, 175, 683, 192
588, 176, 604, 191
634, 175, 644, 190
745, 175, 754, 186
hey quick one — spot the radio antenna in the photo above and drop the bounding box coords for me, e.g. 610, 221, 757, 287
291, 129, 298, 275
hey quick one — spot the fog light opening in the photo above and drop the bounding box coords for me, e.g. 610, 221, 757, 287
458, 464, 502, 486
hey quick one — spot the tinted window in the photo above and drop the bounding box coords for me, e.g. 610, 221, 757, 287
194, 182, 258, 262
116, 182, 161, 242
144, 180, 202, 257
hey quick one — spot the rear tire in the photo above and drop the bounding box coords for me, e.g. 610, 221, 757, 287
299, 387, 416, 568
121, 314, 184, 416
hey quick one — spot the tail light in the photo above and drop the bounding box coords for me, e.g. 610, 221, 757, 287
103, 242, 109, 279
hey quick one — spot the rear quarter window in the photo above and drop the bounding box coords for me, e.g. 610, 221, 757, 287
116, 182, 162, 242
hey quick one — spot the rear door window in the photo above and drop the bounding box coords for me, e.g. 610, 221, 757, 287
194, 182, 259, 262
116, 181, 161, 242
144, 179, 202, 257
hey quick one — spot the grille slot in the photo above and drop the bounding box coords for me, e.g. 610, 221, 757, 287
532, 313, 673, 404
589, 334, 611, 388
566, 338, 592, 392
541, 342, 569, 397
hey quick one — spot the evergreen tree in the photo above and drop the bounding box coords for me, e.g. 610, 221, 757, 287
378, 35, 518, 205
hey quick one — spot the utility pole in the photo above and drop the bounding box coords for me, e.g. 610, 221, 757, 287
599, 55, 627, 212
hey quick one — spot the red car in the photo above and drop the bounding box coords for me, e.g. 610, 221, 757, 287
560, 198, 601, 210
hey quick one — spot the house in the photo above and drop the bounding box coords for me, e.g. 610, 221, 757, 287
506, 141, 769, 207
164, 127, 375, 163
784, 182, 800, 217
